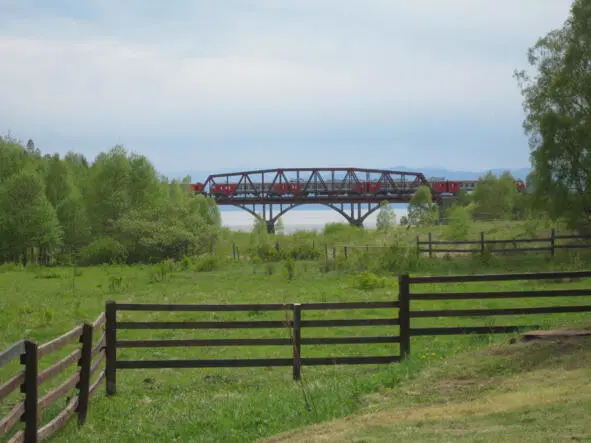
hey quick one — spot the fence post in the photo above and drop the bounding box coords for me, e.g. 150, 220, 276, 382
551, 228, 556, 257
275, 241, 280, 252
416, 236, 419, 255
344, 246, 348, 259
428, 232, 432, 258
21, 340, 38, 443
324, 244, 328, 266
332, 247, 336, 259
232, 242, 236, 260
236, 247, 240, 260
105, 301, 117, 396
480, 232, 485, 255
77, 323, 93, 425
398, 274, 411, 360
292, 304, 302, 381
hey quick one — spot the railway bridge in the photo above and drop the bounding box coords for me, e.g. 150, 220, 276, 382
189, 167, 524, 233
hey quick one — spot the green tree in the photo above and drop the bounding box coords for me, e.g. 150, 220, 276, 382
445, 204, 473, 240
408, 186, 437, 226
57, 188, 91, 252
376, 201, 396, 232
0, 170, 62, 264
471, 171, 518, 220
515, 0, 591, 232
45, 154, 74, 208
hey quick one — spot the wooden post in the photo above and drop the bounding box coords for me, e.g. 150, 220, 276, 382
236, 247, 240, 260
428, 232, 432, 258
77, 324, 93, 425
332, 247, 336, 259
21, 340, 38, 443
551, 228, 556, 257
292, 304, 302, 381
344, 246, 348, 259
416, 236, 419, 255
398, 274, 411, 360
232, 242, 236, 260
480, 231, 485, 256
105, 301, 117, 396
275, 241, 280, 252
324, 244, 328, 266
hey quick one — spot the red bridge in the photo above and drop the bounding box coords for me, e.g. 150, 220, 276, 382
189, 168, 525, 232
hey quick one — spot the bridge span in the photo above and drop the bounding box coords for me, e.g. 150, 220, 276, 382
189, 167, 524, 232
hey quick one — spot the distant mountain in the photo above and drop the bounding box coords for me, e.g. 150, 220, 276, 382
167, 167, 532, 183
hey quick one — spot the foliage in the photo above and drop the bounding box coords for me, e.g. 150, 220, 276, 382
471, 171, 519, 220
351, 271, 386, 290
78, 237, 128, 265
515, 0, 591, 233
445, 204, 473, 240
376, 201, 397, 232
194, 255, 220, 272
408, 186, 437, 226
0, 138, 220, 265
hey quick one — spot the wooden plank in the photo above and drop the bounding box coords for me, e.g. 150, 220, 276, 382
90, 351, 105, 376
116, 358, 294, 369
89, 370, 105, 397
411, 326, 537, 336
301, 336, 400, 345
419, 248, 475, 253
411, 289, 591, 300
115, 303, 293, 311
555, 244, 591, 249
489, 247, 552, 253
522, 330, 591, 339
91, 332, 105, 358
411, 305, 591, 318
37, 397, 78, 442
0, 403, 24, 436
0, 372, 24, 402
7, 430, 24, 443
301, 356, 400, 365
116, 338, 292, 348
408, 270, 591, 284
38, 325, 83, 359
37, 349, 81, 385
301, 318, 399, 327
92, 312, 106, 330
425, 240, 481, 245
301, 301, 400, 310
116, 320, 292, 329
38, 372, 80, 412
554, 234, 591, 240
0, 341, 25, 370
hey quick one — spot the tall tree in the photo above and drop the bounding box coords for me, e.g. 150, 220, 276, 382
471, 171, 519, 220
376, 201, 396, 232
515, 0, 591, 232
408, 186, 437, 226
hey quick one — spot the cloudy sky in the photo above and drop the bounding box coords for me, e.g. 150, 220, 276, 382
0, 1, 572, 178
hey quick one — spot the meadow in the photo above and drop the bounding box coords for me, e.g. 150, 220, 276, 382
1, 219, 590, 442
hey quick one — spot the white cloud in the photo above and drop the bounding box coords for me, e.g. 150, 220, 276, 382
0, 0, 574, 170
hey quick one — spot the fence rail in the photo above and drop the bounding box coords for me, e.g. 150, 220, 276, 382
0, 313, 106, 443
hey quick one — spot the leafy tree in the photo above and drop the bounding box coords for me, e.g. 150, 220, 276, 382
445, 204, 472, 240
471, 171, 519, 220
376, 201, 396, 232
515, 0, 591, 232
275, 217, 285, 235
399, 215, 409, 226
45, 154, 74, 208
408, 186, 437, 226
0, 169, 62, 264
57, 189, 91, 252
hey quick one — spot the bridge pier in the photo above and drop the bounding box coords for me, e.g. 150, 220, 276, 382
266, 220, 275, 234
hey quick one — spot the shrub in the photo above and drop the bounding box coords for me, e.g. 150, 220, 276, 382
352, 271, 386, 290
195, 255, 220, 272
79, 237, 128, 265
283, 258, 295, 280
287, 243, 320, 260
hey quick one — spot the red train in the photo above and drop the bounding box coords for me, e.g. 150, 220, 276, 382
190, 178, 526, 197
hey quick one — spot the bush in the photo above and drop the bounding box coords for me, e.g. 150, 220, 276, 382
287, 243, 320, 260
79, 237, 128, 265
352, 271, 386, 290
195, 255, 220, 272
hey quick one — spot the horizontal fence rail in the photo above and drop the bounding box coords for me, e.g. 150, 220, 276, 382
105, 299, 405, 393
0, 313, 106, 443
403, 269, 591, 340
417, 229, 591, 258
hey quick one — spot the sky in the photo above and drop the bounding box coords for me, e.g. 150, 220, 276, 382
0, 0, 573, 178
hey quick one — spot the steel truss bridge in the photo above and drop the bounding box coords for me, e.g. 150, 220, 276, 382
190, 168, 437, 233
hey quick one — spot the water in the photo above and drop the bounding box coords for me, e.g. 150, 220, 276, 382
220, 208, 409, 234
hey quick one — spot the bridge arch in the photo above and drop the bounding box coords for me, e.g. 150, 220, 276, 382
231, 201, 382, 233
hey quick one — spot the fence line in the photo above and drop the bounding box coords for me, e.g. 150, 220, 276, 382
0, 313, 106, 443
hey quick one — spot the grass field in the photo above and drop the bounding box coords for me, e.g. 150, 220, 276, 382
1, 235, 590, 443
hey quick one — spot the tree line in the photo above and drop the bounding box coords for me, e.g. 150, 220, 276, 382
0, 137, 220, 265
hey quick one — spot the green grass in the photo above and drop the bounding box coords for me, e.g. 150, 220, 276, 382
263, 329, 591, 442
0, 231, 590, 442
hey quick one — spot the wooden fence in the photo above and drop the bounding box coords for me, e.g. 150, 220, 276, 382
417, 229, 591, 258
104, 269, 591, 394
0, 313, 106, 443
105, 300, 405, 394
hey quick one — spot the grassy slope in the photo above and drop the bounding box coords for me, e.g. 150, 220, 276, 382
0, 221, 589, 442
262, 330, 591, 443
